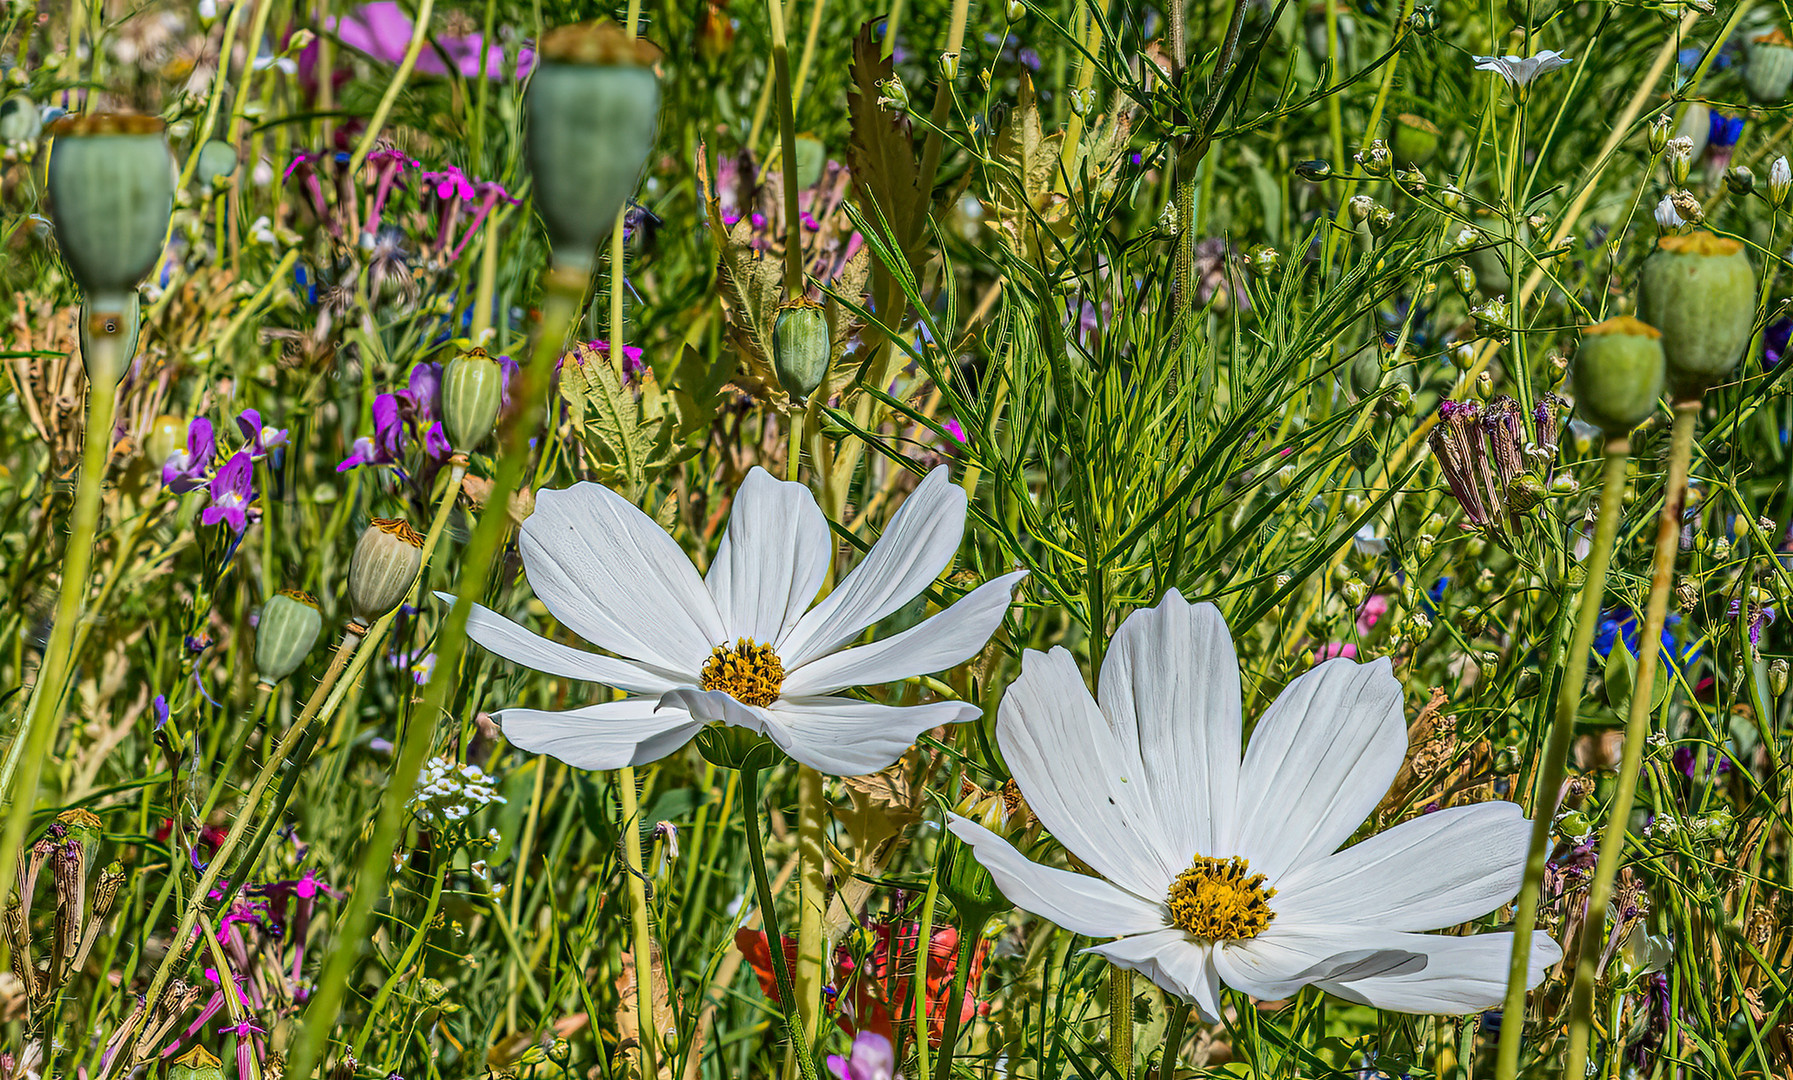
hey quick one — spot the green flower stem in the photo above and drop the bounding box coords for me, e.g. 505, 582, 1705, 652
794, 764, 828, 1050
0, 328, 122, 913
619, 763, 659, 1079
741, 761, 820, 1080
1565, 402, 1699, 1078
286, 265, 586, 1079
351, 851, 446, 1059
1494, 434, 1633, 1080
913, 871, 942, 1080
1155, 998, 1191, 1080
1110, 967, 1135, 1080
347, 0, 437, 176
791, 0, 826, 117
933, 905, 991, 1076
767, 0, 804, 296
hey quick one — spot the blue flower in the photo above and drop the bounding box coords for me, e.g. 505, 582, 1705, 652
1708, 110, 1745, 149
1594, 608, 1700, 671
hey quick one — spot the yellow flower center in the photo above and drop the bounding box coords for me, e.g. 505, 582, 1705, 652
1165, 856, 1277, 941
699, 638, 785, 707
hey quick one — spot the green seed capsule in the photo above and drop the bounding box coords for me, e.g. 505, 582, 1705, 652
170, 1045, 225, 1080
1746, 30, 1793, 103
1390, 113, 1440, 169
773, 297, 830, 400
347, 518, 425, 630
197, 138, 239, 187
0, 94, 40, 144
441, 347, 505, 454
45, 113, 175, 310
78, 292, 140, 384
256, 589, 324, 686
1637, 230, 1757, 398
525, 22, 661, 271
1571, 316, 1666, 435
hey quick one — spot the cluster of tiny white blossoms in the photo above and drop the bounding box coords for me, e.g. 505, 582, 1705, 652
409, 757, 507, 824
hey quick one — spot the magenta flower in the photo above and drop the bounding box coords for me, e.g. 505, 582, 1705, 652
237, 409, 289, 458
162, 417, 216, 493
364, 146, 418, 237
422, 165, 475, 202
827, 1031, 899, 1080
399, 361, 443, 420
448, 179, 519, 260
202, 452, 255, 532
326, 2, 535, 79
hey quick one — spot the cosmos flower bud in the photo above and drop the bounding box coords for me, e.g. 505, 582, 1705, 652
169, 1046, 225, 1080
1638, 231, 1757, 398
256, 590, 323, 686
441, 347, 505, 455
772, 297, 830, 400
1769, 156, 1791, 209
78, 294, 140, 385
347, 518, 425, 631
1391, 113, 1440, 168
45, 113, 175, 313
525, 21, 661, 271
1571, 316, 1666, 435
1746, 30, 1793, 103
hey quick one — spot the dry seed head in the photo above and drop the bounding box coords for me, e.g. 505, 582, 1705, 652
347, 517, 426, 629
538, 20, 662, 65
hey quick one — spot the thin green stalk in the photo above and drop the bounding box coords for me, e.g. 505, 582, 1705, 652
912, 872, 941, 1080
933, 908, 988, 1076
767, 0, 804, 296
619, 764, 658, 1079
285, 262, 586, 1079
1155, 998, 1190, 1080
790, 0, 826, 118
1565, 404, 1699, 1078
0, 329, 122, 908
1109, 967, 1134, 1080
741, 762, 820, 1080
347, 0, 437, 175
352, 854, 447, 1058
1495, 435, 1634, 1080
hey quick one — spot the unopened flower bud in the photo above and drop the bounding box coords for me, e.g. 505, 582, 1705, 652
939, 51, 960, 80
1556, 811, 1591, 838
1639, 231, 1757, 398
1395, 165, 1427, 197
1769, 156, 1791, 209
256, 590, 323, 686
1713, 536, 1731, 562
1664, 136, 1694, 185
1439, 183, 1464, 211
1772, 657, 1789, 697
1571, 316, 1666, 435
1647, 114, 1672, 155
1006, 0, 1025, 18
877, 74, 909, 111
1452, 264, 1477, 298
45, 113, 175, 313
1355, 139, 1392, 178
1367, 205, 1396, 235
347, 518, 425, 631
1475, 371, 1494, 400
1726, 165, 1756, 195
1294, 159, 1334, 182
773, 297, 830, 400
1245, 244, 1280, 276
1343, 576, 1369, 606
442, 348, 505, 455
1347, 194, 1375, 225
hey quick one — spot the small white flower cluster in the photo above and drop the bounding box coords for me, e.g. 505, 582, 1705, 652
410, 756, 508, 825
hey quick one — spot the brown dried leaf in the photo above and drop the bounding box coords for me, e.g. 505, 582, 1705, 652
615, 943, 679, 1080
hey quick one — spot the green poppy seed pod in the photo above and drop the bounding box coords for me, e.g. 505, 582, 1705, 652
773, 297, 830, 400
347, 517, 425, 631
441, 347, 505, 454
1638, 231, 1757, 398
0, 94, 40, 144
78, 292, 140, 384
197, 138, 238, 187
1571, 316, 1666, 435
45, 113, 175, 312
1390, 113, 1440, 168
170, 1046, 225, 1080
1746, 30, 1793, 103
256, 590, 323, 686
525, 22, 661, 272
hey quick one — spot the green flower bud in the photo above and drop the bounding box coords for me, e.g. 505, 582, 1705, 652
45, 113, 175, 311
170, 1046, 225, 1080
1726, 165, 1756, 196
1746, 30, 1793, 103
1571, 316, 1666, 435
1556, 811, 1591, 838
1395, 165, 1428, 197
693, 724, 785, 771
1391, 113, 1440, 169
143, 414, 188, 468
1771, 657, 1788, 697
197, 138, 238, 187
525, 22, 661, 271
1294, 159, 1333, 182
941, 835, 1004, 913
1637, 231, 1757, 398
1452, 264, 1477, 298
772, 297, 830, 400
78, 293, 140, 384
1245, 245, 1279, 277
347, 518, 425, 631
256, 589, 323, 686
441, 347, 505, 455
0, 94, 40, 144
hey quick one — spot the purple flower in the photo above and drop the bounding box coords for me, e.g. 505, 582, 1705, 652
326, 2, 536, 79
942, 417, 967, 444
1671, 745, 1733, 779
399, 361, 443, 421
422, 165, 475, 202
448, 179, 519, 260
201, 452, 255, 532
587, 339, 648, 381
827, 1031, 898, 1080
162, 417, 216, 492
337, 393, 408, 471
153, 694, 169, 730
1727, 596, 1777, 647
496, 354, 521, 415
424, 421, 453, 460
237, 409, 289, 458
1764, 316, 1791, 369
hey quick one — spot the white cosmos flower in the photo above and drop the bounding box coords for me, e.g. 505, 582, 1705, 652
456, 465, 1026, 776
1473, 50, 1572, 88
949, 591, 1560, 1019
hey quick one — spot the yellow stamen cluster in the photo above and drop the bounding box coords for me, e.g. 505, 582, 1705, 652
699, 638, 785, 707
1166, 855, 1277, 941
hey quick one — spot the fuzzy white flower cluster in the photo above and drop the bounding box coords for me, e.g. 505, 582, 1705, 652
410, 757, 508, 825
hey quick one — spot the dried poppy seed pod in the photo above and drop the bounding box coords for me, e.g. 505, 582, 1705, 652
347, 518, 425, 631
1571, 316, 1665, 435
256, 590, 323, 686
1747, 30, 1793, 103
45, 113, 175, 314
525, 21, 661, 271
772, 297, 830, 400
169, 1045, 225, 1080
1638, 230, 1757, 398
441, 347, 505, 455
78, 293, 140, 384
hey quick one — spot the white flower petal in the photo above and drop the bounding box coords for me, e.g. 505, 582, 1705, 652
1318, 930, 1562, 1015
945, 815, 1164, 937
1273, 802, 1530, 932
1215, 926, 1426, 1002
760, 696, 978, 775
452, 596, 682, 694
656, 687, 771, 733
1096, 590, 1242, 865
1085, 930, 1223, 1021
705, 468, 832, 645
782, 571, 1026, 696
996, 647, 1179, 898
495, 698, 706, 769
520, 483, 725, 674
777, 466, 966, 668
1232, 656, 1406, 881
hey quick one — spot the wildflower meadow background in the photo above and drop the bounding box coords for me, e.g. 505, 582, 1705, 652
2, 0, 1792, 1077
